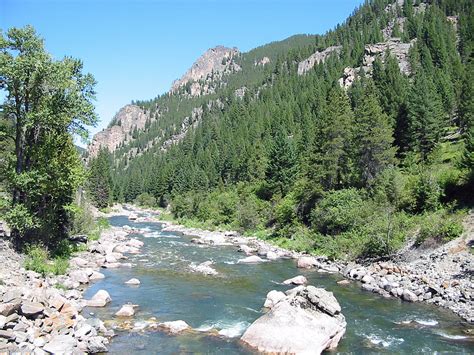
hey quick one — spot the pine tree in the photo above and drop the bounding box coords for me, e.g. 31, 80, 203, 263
354, 84, 397, 186
88, 149, 112, 209
265, 130, 297, 196
406, 69, 444, 159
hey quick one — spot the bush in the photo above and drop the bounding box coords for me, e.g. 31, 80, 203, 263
134, 192, 156, 207
310, 189, 370, 235
417, 210, 464, 245
24, 245, 69, 276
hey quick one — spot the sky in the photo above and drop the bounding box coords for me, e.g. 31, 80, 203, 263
1, 0, 363, 145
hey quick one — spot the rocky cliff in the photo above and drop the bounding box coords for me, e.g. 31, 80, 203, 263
87, 105, 149, 159
297, 46, 342, 75
171, 45, 240, 96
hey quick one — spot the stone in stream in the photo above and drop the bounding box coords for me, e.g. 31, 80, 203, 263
158, 320, 190, 334
337, 279, 351, 286
263, 290, 286, 309
124, 278, 141, 285
115, 305, 136, 317
89, 271, 105, 281
297, 256, 319, 269
283, 275, 308, 286
237, 255, 264, 264
191, 261, 218, 276
87, 290, 111, 307
402, 289, 418, 302
241, 286, 346, 354
238, 245, 256, 255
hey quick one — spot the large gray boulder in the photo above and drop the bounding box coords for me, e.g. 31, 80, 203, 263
241, 286, 346, 354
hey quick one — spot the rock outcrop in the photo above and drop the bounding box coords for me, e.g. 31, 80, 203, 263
339, 38, 416, 89
297, 46, 342, 75
241, 286, 346, 354
87, 105, 149, 159
171, 46, 240, 96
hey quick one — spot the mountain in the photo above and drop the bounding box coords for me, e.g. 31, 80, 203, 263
87, 0, 473, 260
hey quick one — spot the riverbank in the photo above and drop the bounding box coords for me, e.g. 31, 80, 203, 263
119, 204, 473, 324
0, 220, 145, 353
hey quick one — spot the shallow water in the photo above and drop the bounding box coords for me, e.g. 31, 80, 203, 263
83, 215, 474, 354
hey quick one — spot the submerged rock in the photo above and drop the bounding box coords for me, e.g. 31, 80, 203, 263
237, 255, 264, 264
158, 320, 190, 334
191, 261, 218, 276
241, 286, 346, 354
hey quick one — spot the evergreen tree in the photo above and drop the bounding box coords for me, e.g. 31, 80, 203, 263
406, 69, 444, 159
88, 148, 112, 209
354, 84, 397, 186
265, 130, 297, 196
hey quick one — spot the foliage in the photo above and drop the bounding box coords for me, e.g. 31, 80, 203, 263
24, 245, 69, 276
134, 192, 156, 207
416, 209, 464, 245
0, 26, 97, 247
88, 148, 112, 209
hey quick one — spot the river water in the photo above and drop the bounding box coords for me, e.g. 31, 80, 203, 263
83, 215, 474, 354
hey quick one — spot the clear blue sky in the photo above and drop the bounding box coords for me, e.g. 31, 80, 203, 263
1, 0, 363, 142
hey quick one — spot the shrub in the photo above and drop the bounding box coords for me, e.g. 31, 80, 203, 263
310, 188, 370, 235
24, 245, 69, 276
134, 192, 156, 207
417, 210, 464, 245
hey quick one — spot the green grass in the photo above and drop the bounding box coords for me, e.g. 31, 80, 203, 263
88, 216, 110, 241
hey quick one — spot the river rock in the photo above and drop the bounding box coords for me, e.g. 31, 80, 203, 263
128, 213, 138, 221
87, 336, 109, 353
402, 289, 418, 302
191, 261, 218, 275
20, 302, 44, 318
361, 274, 375, 284
238, 245, 256, 255
69, 270, 89, 284
238, 255, 264, 264
159, 320, 190, 334
89, 271, 105, 281
0, 302, 20, 317
124, 278, 141, 285
43, 334, 76, 354
115, 305, 135, 317
283, 275, 308, 286
337, 279, 351, 285
266, 251, 279, 260
241, 286, 346, 354
263, 290, 286, 309
87, 290, 111, 307
297, 256, 318, 269
127, 238, 144, 248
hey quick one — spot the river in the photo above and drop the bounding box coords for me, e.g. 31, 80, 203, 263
83, 214, 473, 354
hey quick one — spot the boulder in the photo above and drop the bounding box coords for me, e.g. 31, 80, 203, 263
238, 245, 256, 255
191, 261, 218, 276
127, 239, 144, 248
0, 302, 20, 317
402, 289, 418, 302
124, 278, 141, 285
128, 213, 138, 221
89, 271, 105, 281
283, 275, 308, 286
237, 255, 264, 264
115, 304, 135, 317
87, 336, 108, 353
158, 320, 190, 334
87, 290, 111, 307
20, 302, 44, 318
43, 334, 76, 354
297, 256, 318, 269
337, 280, 351, 286
69, 270, 89, 284
263, 290, 286, 309
241, 286, 346, 354
266, 251, 279, 260
361, 274, 375, 284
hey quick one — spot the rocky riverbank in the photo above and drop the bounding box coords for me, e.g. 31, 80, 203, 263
139, 205, 473, 324
0, 223, 145, 353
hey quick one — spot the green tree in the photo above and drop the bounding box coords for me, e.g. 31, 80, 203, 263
0, 26, 97, 246
88, 148, 112, 209
353, 85, 397, 186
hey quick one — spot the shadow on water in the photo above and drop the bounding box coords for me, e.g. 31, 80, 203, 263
83, 215, 474, 354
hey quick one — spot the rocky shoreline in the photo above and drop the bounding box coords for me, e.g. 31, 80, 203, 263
142, 205, 474, 324
0, 223, 145, 353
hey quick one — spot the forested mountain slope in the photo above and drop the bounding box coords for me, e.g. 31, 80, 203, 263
88, 0, 474, 260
